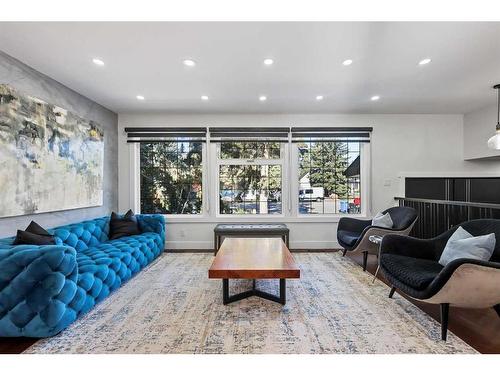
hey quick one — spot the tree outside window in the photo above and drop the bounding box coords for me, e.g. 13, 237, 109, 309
140, 141, 203, 214
298, 141, 361, 214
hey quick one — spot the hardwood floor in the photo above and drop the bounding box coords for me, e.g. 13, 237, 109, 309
0, 337, 36, 354
0, 250, 498, 354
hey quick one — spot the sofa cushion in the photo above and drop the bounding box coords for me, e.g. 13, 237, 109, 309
109, 210, 141, 240
75, 231, 163, 307
372, 212, 393, 228
13, 230, 55, 246
337, 230, 360, 247
439, 226, 496, 266
25, 221, 52, 237
13, 221, 55, 246
380, 254, 444, 291
54, 218, 110, 250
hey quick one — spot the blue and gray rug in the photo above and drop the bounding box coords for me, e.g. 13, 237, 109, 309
24, 252, 476, 354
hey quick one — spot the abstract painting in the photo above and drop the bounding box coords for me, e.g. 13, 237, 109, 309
0, 84, 104, 218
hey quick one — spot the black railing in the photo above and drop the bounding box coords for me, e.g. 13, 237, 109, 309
395, 197, 500, 239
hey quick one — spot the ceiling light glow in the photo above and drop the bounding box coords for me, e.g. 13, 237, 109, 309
371, 95, 380, 101
263, 58, 274, 66
92, 58, 104, 66
316, 95, 324, 101
259, 95, 267, 101
136, 95, 145, 100
201, 95, 209, 101
342, 59, 353, 66
419, 58, 432, 65
183, 59, 196, 67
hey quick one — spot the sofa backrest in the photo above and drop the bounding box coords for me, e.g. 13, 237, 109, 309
52, 216, 110, 251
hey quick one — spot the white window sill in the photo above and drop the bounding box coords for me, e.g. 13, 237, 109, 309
161, 214, 370, 224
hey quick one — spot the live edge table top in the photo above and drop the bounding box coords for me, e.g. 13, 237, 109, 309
208, 237, 300, 279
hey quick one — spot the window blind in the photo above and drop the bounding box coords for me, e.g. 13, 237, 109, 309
125, 127, 207, 143
291, 127, 372, 142
125, 126, 372, 143
209, 127, 290, 142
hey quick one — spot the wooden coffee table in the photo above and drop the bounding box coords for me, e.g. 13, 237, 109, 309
208, 237, 300, 305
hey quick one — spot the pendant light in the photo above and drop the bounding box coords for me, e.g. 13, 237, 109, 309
487, 84, 500, 150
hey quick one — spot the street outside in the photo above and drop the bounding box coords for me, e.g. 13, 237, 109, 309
224, 198, 360, 214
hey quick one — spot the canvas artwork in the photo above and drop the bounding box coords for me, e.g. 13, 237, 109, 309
0, 84, 104, 218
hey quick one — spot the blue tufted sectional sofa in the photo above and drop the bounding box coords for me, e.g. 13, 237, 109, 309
0, 214, 165, 337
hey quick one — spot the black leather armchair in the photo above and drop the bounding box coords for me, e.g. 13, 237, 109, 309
337, 206, 418, 271
380, 219, 500, 341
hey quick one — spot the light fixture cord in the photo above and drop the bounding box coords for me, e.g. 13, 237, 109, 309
497, 86, 500, 128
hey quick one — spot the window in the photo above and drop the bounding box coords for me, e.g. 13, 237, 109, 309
298, 141, 361, 215
140, 141, 203, 214
218, 141, 283, 215
130, 126, 370, 219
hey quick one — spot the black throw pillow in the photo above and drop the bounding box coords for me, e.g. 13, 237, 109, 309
109, 209, 141, 240
13, 221, 55, 245
25, 221, 52, 237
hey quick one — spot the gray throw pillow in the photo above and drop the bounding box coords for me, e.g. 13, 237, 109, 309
372, 212, 393, 228
438, 226, 496, 266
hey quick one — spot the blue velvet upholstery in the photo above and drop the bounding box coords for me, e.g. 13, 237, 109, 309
0, 214, 165, 337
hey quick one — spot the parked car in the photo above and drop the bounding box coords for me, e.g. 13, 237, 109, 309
299, 187, 324, 201
220, 191, 237, 202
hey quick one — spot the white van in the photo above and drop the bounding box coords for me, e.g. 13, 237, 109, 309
299, 187, 324, 201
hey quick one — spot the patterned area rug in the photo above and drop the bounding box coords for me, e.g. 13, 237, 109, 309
24, 252, 476, 354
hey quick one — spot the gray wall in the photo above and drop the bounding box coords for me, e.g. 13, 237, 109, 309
463, 103, 500, 160
0, 51, 118, 237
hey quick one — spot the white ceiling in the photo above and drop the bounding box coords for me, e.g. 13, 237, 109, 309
1, 22, 500, 114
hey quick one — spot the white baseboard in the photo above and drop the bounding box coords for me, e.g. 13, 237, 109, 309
165, 240, 340, 250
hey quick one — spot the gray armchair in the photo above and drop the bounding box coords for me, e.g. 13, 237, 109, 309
337, 206, 418, 271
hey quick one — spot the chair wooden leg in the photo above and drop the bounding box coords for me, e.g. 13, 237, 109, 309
440, 303, 450, 341
388, 286, 396, 298
362, 251, 368, 271
342, 249, 347, 257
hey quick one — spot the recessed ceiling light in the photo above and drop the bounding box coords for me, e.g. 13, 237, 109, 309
263, 58, 274, 66
371, 95, 380, 101
136, 95, 145, 101
183, 59, 196, 67
259, 95, 267, 102
419, 58, 432, 65
201, 95, 209, 101
316, 95, 324, 101
92, 58, 104, 66
342, 59, 353, 66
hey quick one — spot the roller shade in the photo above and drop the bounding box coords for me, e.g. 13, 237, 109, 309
125, 127, 207, 143
291, 127, 372, 143
209, 127, 290, 142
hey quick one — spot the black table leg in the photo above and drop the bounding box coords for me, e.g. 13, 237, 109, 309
222, 278, 287, 305
223, 278, 229, 303
280, 278, 286, 304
